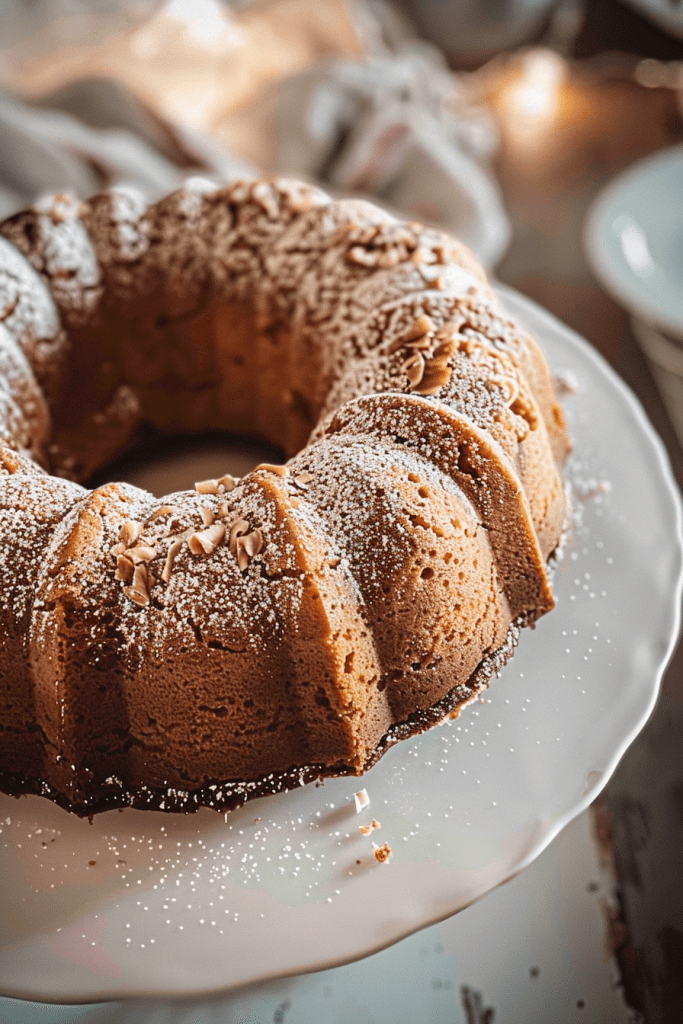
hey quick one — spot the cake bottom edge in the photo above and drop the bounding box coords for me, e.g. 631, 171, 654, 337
0, 623, 521, 819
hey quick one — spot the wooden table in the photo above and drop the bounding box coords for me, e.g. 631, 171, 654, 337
487, 11, 683, 1019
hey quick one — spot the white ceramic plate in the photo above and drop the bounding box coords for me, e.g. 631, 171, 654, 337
1, 286, 681, 1004
585, 145, 683, 340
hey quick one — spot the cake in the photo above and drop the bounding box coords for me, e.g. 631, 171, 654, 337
0, 178, 569, 817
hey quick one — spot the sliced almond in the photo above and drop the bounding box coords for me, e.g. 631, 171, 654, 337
110, 541, 126, 558
256, 463, 288, 477
354, 789, 370, 813
123, 563, 150, 607
406, 335, 433, 351
133, 563, 148, 590
149, 505, 175, 520
126, 543, 157, 563
162, 538, 184, 583
415, 364, 452, 395
432, 244, 447, 265
120, 520, 143, 547
403, 352, 425, 389
200, 506, 215, 527
229, 518, 251, 555
123, 585, 149, 608
235, 529, 264, 572
233, 537, 247, 572
217, 474, 238, 492
115, 554, 135, 584
195, 479, 219, 495
406, 314, 434, 340
293, 472, 313, 489
189, 522, 226, 556
347, 246, 376, 268
433, 339, 456, 360
244, 529, 263, 557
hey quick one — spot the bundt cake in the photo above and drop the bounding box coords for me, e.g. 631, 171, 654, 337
0, 177, 569, 817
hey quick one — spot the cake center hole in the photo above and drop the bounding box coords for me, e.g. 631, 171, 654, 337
90, 433, 285, 498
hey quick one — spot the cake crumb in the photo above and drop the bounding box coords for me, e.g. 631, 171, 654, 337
354, 789, 370, 813
359, 819, 381, 835
372, 842, 392, 864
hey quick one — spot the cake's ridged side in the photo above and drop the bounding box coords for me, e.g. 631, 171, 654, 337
253, 470, 390, 767
28, 483, 142, 806
0, 448, 86, 780
319, 395, 553, 618
0, 178, 570, 816
279, 432, 513, 724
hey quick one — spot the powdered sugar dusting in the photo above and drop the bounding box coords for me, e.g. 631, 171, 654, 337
0, 178, 569, 817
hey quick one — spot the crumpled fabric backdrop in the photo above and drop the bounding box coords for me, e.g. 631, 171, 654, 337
0, 0, 511, 268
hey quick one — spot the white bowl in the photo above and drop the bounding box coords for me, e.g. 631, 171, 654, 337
585, 144, 683, 341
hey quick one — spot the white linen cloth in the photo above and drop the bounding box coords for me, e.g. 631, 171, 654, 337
272, 41, 511, 268
0, 77, 255, 220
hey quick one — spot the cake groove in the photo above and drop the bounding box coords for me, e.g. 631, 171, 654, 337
0, 178, 569, 816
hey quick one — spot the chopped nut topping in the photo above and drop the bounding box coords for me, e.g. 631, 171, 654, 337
189, 522, 226, 556
347, 246, 377, 267
293, 471, 313, 489
407, 335, 433, 352
217, 474, 238, 492
123, 586, 149, 608
236, 529, 264, 572
200, 506, 215, 527
354, 789, 370, 813
415, 362, 452, 395
115, 554, 134, 584
123, 563, 150, 607
195, 479, 219, 495
256, 463, 289, 477
126, 543, 157, 563
432, 244, 447, 265
372, 842, 392, 864
149, 505, 175, 520
229, 519, 251, 554
120, 520, 143, 547
404, 314, 434, 341
433, 338, 456, 360
359, 819, 381, 836
162, 538, 184, 583
403, 352, 425, 388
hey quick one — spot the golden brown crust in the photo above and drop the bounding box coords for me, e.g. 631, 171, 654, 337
0, 178, 569, 816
